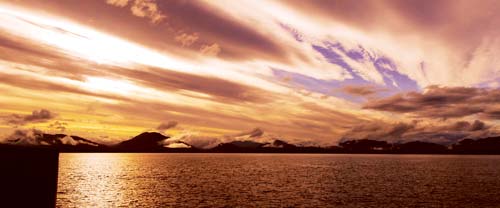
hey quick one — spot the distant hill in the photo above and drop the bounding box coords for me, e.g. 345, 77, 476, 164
452, 136, 500, 154
270, 139, 297, 149
211, 140, 268, 152
115, 132, 168, 151
114, 132, 202, 152
5, 133, 107, 152
3, 131, 500, 154
211, 139, 336, 153
393, 141, 448, 154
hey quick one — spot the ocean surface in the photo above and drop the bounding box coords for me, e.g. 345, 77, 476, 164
57, 153, 500, 207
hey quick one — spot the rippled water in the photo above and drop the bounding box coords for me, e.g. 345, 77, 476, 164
57, 153, 500, 207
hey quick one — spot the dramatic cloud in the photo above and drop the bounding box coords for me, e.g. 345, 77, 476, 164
364, 86, 500, 119
341, 120, 497, 145
3, 109, 55, 126
281, 0, 500, 86
3, 1, 500, 145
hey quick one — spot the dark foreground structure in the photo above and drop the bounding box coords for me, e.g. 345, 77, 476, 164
0, 145, 59, 208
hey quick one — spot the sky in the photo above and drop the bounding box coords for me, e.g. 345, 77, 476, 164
1, 0, 500, 147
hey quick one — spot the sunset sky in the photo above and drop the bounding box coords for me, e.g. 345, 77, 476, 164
1, 0, 500, 147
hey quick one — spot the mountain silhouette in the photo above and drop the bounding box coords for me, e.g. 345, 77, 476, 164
211, 140, 267, 152
230, 140, 268, 148
38, 133, 66, 145
5, 133, 106, 152
4, 131, 500, 154
211, 139, 333, 153
453, 136, 500, 154
272, 139, 297, 149
116, 132, 169, 151
394, 141, 447, 154
69, 135, 101, 146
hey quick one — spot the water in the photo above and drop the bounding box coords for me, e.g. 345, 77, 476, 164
57, 153, 500, 207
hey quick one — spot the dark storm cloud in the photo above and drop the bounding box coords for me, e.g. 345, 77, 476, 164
341, 120, 495, 145
342, 122, 414, 141
363, 86, 500, 119
3, 109, 55, 126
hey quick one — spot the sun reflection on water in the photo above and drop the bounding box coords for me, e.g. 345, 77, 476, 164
57, 153, 130, 207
